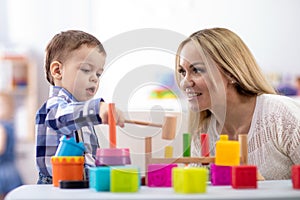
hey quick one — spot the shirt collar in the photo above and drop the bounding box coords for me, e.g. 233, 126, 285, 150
49, 86, 79, 102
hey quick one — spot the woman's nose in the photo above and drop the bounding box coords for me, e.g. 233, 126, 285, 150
180, 75, 195, 90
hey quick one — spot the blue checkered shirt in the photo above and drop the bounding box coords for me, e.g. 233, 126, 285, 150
35, 86, 103, 176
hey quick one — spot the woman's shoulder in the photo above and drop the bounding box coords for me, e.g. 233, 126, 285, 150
257, 94, 300, 109
256, 94, 300, 119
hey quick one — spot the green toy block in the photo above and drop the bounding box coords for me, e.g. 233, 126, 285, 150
215, 135, 240, 166
110, 167, 140, 192
172, 167, 208, 193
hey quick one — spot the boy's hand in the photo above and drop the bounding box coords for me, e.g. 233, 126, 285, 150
99, 102, 125, 128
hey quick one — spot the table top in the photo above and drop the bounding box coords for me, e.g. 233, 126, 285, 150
5, 180, 300, 200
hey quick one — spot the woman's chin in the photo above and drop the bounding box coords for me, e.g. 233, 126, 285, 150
189, 103, 201, 112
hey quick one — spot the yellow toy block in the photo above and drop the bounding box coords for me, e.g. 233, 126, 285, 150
172, 167, 208, 193
110, 167, 140, 192
215, 135, 240, 166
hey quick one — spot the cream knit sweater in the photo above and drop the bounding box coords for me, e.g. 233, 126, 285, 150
191, 94, 300, 180
247, 94, 300, 180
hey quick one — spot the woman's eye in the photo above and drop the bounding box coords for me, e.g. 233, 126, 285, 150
178, 68, 186, 76
193, 67, 205, 74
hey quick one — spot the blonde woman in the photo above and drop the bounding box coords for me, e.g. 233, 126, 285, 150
175, 27, 300, 180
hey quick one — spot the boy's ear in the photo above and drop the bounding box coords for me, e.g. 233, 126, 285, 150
50, 61, 62, 80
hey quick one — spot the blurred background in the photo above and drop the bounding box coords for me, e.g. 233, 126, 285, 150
0, 0, 299, 184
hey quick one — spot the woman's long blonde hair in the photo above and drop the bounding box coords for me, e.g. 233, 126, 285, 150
175, 28, 276, 134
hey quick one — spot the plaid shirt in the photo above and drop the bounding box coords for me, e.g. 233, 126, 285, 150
35, 86, 103, 176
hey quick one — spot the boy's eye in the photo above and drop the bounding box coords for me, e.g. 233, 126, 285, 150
81, 68, 90, 73
96, 73, 102, 78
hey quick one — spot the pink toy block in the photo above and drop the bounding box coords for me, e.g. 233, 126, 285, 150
292, 165, 300, 189
147, 163, 178, 187
232, 165, 257, 189
210, 164, 231, 186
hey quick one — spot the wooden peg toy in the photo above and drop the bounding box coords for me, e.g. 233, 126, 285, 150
108, 103, 116, 148
124, 114, 177, 140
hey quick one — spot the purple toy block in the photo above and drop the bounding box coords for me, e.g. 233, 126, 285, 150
147, 163, 178, 187
211, 163, 232, 186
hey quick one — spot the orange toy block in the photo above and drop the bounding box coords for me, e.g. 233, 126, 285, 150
215, 135, 240, 166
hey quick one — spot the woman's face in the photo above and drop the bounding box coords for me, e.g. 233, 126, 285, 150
177, 41, 212, 112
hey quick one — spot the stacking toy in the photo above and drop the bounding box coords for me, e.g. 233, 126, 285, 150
89, 167, 111, 191
51, 156, 84, 187
55, 135, 85, 156
95, 148, 131, 166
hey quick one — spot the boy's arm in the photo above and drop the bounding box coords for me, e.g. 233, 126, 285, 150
45, 96, 103, 134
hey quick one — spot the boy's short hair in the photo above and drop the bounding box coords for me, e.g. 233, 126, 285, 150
44, 30, 106, 85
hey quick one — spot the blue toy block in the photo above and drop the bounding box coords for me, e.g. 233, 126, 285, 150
89, 166, 110, 191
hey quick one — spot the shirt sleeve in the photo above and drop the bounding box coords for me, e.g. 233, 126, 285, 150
45, 96, 103, 134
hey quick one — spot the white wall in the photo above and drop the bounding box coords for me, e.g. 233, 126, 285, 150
3, 0, 299, 106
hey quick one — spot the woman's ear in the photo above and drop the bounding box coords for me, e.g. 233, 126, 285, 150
50, 61, 62, 81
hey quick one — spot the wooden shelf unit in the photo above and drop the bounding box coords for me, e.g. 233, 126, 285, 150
0, 54, 37, 141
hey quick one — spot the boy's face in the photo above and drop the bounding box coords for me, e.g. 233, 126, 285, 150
57, 45, 105, 101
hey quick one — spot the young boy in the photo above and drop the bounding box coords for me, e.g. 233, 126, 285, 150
36, 30, 125, 184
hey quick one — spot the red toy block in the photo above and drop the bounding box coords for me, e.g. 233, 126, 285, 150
292, 165, 300, 189
232, 165, 257, 189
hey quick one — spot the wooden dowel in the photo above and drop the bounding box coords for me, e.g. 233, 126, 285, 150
108, 103, 116, 148
125, 119, 162, 128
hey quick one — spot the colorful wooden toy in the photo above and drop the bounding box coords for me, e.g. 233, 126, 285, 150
147, 163, 178, 187
210, 163, 231, 186
200, 133, 209, 157
110, 166, 140, 192
95, 148, 131, 166
164, 146, 173, 158
161, 115, 177, 140
232, 165, 257, 189
215, 135, 240, 166
172, 167, 208, 193
183, 133, 191, 157
108, 103, 117, 148
292, 165, 300, 189
89, 166, 111, 191
124, 114, 177, 140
